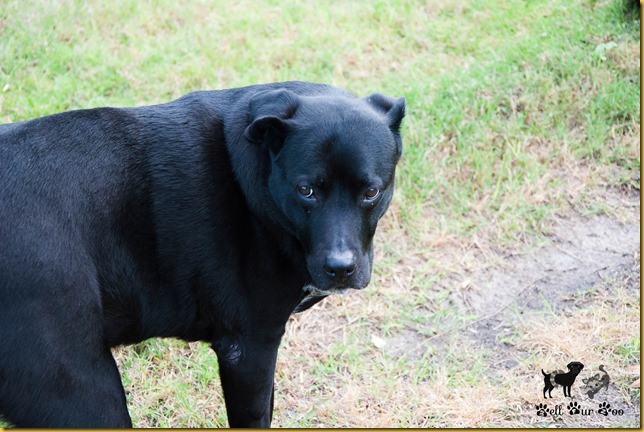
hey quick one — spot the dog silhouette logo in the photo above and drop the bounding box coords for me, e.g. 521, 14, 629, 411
542, 361, 585, 398
581, 365, 610, 399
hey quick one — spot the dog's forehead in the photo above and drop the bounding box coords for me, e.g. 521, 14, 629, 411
279, 99, 397, 182
299, 95, 393, 142
282, 129, 396, 185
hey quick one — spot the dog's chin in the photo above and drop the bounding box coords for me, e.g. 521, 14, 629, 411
304, 274, 370, 296
303, 284, 351, 297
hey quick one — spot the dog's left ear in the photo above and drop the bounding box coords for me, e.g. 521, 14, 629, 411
365, 93, 406, 157
244, 88, 300, 154
365, 93, 406, 134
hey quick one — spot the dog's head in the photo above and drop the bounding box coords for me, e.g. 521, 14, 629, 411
566, 361, 585, 375
244, 88, 405, 292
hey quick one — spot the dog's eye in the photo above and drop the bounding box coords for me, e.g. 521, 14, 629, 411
364, 187, 380, 201
297, 184, 314, 199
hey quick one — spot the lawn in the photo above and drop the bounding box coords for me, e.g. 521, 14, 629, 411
0, 0, 640, 427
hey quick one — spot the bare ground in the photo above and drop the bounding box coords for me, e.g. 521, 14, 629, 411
444, 191, 640, 345
433, 189, 641, 427
407, 191, 640, 428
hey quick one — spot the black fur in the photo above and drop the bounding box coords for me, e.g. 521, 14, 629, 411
0, 81, 405, 428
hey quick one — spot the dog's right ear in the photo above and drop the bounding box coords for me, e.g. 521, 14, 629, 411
244, 89, 300, 154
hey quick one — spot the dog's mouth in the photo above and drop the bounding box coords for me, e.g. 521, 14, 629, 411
303, 284, 352, 297
305, 274, 370, 293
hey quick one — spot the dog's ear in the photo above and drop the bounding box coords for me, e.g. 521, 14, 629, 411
244, 88, 300, 153
365, 93, 406, 157
365, 93, 406, 134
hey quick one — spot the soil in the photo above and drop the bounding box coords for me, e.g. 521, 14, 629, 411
429, 188, 641, 427
460, 211, 639, 343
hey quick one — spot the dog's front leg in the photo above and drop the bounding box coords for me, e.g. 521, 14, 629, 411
212, 332, 282, 428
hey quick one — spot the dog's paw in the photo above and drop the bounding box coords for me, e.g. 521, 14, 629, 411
598, 402, 610, 416
535, 403, 548, 417
567, 401, 581, 415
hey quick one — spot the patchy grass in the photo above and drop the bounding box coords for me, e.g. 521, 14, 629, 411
0, 0, 640, 428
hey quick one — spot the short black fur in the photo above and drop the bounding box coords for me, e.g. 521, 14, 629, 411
0, 81, 405, 428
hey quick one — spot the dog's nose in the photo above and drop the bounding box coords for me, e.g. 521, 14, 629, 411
323, 251, 356, 278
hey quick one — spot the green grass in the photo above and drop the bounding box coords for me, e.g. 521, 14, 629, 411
0, 0, 639, 247
0, 0, 640, 428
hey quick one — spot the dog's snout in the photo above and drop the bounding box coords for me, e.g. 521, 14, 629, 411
323, 250, 356, 278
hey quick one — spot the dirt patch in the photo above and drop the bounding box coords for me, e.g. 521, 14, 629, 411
419, 188, 641, 427
463, 211, 637, 317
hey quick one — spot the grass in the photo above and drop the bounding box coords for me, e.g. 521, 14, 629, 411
0, 0, 640, 428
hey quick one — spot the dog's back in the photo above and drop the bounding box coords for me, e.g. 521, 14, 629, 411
0, 91, 244, 425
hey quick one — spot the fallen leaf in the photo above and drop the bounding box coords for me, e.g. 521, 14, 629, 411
629, 378, 640, 389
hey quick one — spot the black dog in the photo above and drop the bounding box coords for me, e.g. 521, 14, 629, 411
542, 361, 585, 398
0, 82, 405, 428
